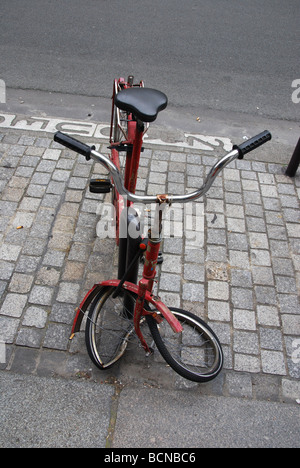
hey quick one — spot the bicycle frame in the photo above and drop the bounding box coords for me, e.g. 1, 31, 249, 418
70, 78, 182, 352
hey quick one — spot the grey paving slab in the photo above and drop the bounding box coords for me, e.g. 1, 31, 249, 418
0, 372, 114, 448
113, 386, 300, 448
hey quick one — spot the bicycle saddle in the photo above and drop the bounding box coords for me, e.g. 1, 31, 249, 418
115, 87, 168, 122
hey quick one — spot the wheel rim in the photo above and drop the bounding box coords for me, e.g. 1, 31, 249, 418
149, 310, 223, 378
88, 288, 153, 368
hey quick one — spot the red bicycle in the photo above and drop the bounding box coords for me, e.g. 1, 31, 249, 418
54, 76, 271, 382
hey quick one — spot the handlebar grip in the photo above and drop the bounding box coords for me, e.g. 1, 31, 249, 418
233, 130, 272, 159
54, 131, 94, 160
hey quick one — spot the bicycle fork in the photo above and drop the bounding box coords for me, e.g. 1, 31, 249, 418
134, 238, 161, 354
134, 236, 183, 354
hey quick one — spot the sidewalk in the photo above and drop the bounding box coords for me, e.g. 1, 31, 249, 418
0, 111, 299, 448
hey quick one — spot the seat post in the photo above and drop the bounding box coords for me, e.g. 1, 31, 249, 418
127, 121, 144, 200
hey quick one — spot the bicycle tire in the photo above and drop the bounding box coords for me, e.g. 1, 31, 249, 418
146, 308, 223, 382
85, 286, 153, 370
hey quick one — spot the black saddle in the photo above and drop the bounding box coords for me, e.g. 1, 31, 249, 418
114, 87, 168, 123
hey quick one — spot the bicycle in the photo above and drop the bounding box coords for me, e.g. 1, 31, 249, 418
54, 76, 271, 382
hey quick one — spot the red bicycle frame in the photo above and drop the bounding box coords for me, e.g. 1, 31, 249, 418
110, 78, 144, 244
71, 78, 183, 349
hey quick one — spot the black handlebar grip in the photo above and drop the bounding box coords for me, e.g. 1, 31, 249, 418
233, 130, 272, 159
54, 131, 94, 160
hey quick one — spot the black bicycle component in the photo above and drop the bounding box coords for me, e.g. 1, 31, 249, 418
89, 178, 112, 193
115, 208, 144, 315
233, 130, 272, 159
108, 143, 144, 153
285, 137, 300, 177
114, 87, 168, 123
108, 143, 133, 153
112, 242, 146, 300
54, 131, 94, 160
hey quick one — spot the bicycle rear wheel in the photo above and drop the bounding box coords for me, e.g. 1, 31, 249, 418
146, 308, 223, 382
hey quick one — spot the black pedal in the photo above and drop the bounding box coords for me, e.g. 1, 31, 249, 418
157, 252, 164, 264
89, 178, 112, 193
108, 144, 144, 153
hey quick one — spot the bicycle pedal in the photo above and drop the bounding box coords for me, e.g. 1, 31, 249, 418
157, 252, 163, 264
108, 143, 144, 153
89, 178, 112, 193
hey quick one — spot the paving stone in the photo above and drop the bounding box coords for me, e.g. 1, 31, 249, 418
225, 372, 253, 398
281, 315, 300, 336
22, 306, 48, 328
257, 305, 280, 327
252, 374, 281, 402
43, 148, 61, 160
0, 260, 15, 280
0, 293, 28, 318
233, 309, 256, 330
208, 300, 230, 321
230, 269, 252, 288
29, 286, 54, 306
255, 286, 277, 305
16, 327, 44, 348
208, 281, 229, 301
56, 282, 81, 304
36, 266, 60, 286
252, 266, 274, 285
250, 249, 271, 266
282, 379, 300, 402
8, 273, 34, 293
259, 328, 283, 351
229, 250, 250, 268
42, 250, 66, 268
231, 288, 253, 310
261, 350, 286, 375
234, 330, 259, 355
0, 244, 21, 261
278, 295, 300, 315
43, 323, 70, 350
234, 354, 260, 373
0, 315, 19, 342
182, 282, 204, 302
159, 273, 181, 293
50, 303, 75, 325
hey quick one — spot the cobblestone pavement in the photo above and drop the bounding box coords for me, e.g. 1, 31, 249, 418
0, 119, 299, 405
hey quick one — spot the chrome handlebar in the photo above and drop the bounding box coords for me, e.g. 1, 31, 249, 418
54, 130, 271, 205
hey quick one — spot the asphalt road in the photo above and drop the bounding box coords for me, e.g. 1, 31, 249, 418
0, 0, 299, 122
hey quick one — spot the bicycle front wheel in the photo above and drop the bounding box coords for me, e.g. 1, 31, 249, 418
146, 308, 223, 382
85, 286, 153, 370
